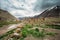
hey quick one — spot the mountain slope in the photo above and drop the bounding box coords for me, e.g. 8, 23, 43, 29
0, 9, 16, 21
35, 6, 60, 18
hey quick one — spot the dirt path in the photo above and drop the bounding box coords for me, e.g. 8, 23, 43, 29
0, 24, 16, 35
0, 23, 24, 35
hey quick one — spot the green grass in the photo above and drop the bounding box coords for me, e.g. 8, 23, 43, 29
46, 24, 60, 30
0, 24, 57, 40
46, 32, 57, 36
20, 24, 57, 40
35, 23, 60, 30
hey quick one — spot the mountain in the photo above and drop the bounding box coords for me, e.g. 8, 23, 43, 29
0, 9, 16, 21
34, 6, 60, 18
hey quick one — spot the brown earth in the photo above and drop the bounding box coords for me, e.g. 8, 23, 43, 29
0, 24, 60, 40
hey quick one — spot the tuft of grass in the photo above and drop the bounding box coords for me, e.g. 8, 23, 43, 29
46, 24, 60, 30
21, 28, 29, 38
46, 32, 57, 36
24, 24, 33, 28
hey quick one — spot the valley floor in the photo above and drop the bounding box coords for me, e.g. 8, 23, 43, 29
0, 23, 60, 40
0, 18, 60, 40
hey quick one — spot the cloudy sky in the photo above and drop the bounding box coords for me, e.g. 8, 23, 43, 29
0, 0, 60, 18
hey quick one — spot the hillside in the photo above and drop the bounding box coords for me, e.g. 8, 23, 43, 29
0, 9, 16, 21
34, 6, 60, 18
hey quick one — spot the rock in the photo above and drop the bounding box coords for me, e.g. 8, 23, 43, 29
14, 28, 21, 33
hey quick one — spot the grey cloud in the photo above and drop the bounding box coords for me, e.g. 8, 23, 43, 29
33, 0, 60, 12
0, 0, 60, 17
0, 0, 25, 11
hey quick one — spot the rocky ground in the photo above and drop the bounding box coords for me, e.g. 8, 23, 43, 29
0, 23, 60, 40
